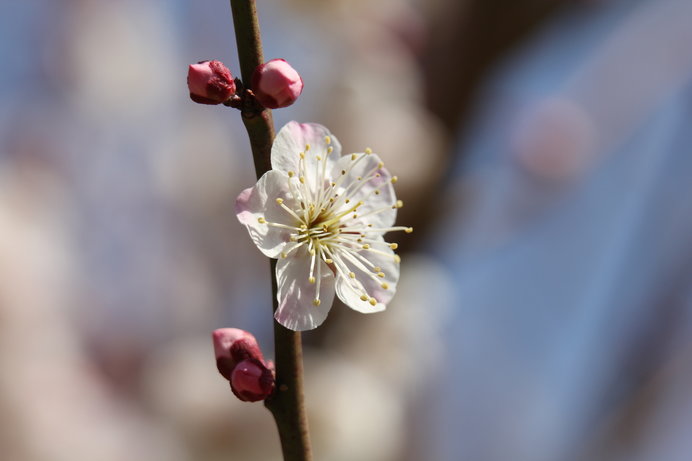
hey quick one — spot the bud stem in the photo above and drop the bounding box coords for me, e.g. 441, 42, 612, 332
228, 1, 312, 461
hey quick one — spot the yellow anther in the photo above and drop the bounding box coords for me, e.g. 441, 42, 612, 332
369, 298, 377, 306
351, 154, 357, 161
377, 272, 385, 278
288, 171, 295, 177
389, 243, 398, 250
299, 176, 305, 184
316, 155, 322, 161
374, 266, 382, 272
258, 217, 266, 224
309, 276, 316, 284
396, 200, 404, 208
276, 198, 284, 205
309, 249, 316, 256
378, 162, 384, 168
313, 299, 321, 306
381, 283, 389, 290
376, 173, 381, 178
357, 176, 362, 181
281, 252, 287, 258
362, 244, 370, 250
324, 136, 331, 144
305, 144, 311, 151
375, 190, 380, 195
405, 227, 413, 233
349, 272, 356, 279
290, 235, 298, 242
365, 148, 372, 154
325, 258, 333, 264
360, 295, 369, 302
394, 255, 401, 263
299, 152, 305, 159
391, 176, 398, 184
328, 146, 333, 154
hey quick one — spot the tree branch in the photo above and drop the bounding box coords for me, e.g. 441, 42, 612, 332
228, 1, 312, 460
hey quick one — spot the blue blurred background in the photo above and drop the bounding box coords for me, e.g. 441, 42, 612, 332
1, 0, 692, 460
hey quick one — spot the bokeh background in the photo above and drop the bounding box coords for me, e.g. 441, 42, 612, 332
2, 0, 692, 460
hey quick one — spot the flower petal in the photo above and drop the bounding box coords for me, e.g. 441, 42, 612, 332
271, 121, 342, 197
333, 237, 400, 314
275, 247, 335, 331
332, 152, 397, 229
236, 170, 299, 258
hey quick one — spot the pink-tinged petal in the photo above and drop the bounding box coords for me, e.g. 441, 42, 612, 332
274, 247, 335, 331
334, 239, 400, 314
271, 122, 342, 196
236, 170, 299, 258
332, 152, 397, 229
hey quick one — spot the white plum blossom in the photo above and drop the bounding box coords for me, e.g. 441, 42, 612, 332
236, 121, 411, 331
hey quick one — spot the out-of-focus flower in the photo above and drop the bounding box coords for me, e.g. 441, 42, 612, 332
187, 60, 236, 105
251, 59, 304, 109
236, 121, 411, 331
511, 97, 596, 181
212, 328, 274, 402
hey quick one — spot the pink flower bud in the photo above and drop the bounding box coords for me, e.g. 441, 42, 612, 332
187, 60, 236, 105
211, 328, 274, 402
230, 359, 275, 402
251, 59, 304, 109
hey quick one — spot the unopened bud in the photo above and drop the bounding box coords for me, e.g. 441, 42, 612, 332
211, 328, 274, 402
231, 359, 275, 402
251, 59, 304, 109
187, 60, 236, 105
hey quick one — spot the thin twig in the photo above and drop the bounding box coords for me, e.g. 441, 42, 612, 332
228, 1, 313, 460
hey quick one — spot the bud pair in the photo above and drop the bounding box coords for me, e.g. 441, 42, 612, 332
187, 59, 303, 109
212, 328, 275, 402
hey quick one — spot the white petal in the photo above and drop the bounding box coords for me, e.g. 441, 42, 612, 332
333, 239, 400, 314
272, 121, 342, 196
275, 247, 335, 331
332, 152, 397, 229
236, 170, 299, 258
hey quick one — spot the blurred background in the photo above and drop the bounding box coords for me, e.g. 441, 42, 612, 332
2, 0, 692, 460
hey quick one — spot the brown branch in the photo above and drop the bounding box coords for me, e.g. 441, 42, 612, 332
228, 1, 313, 460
